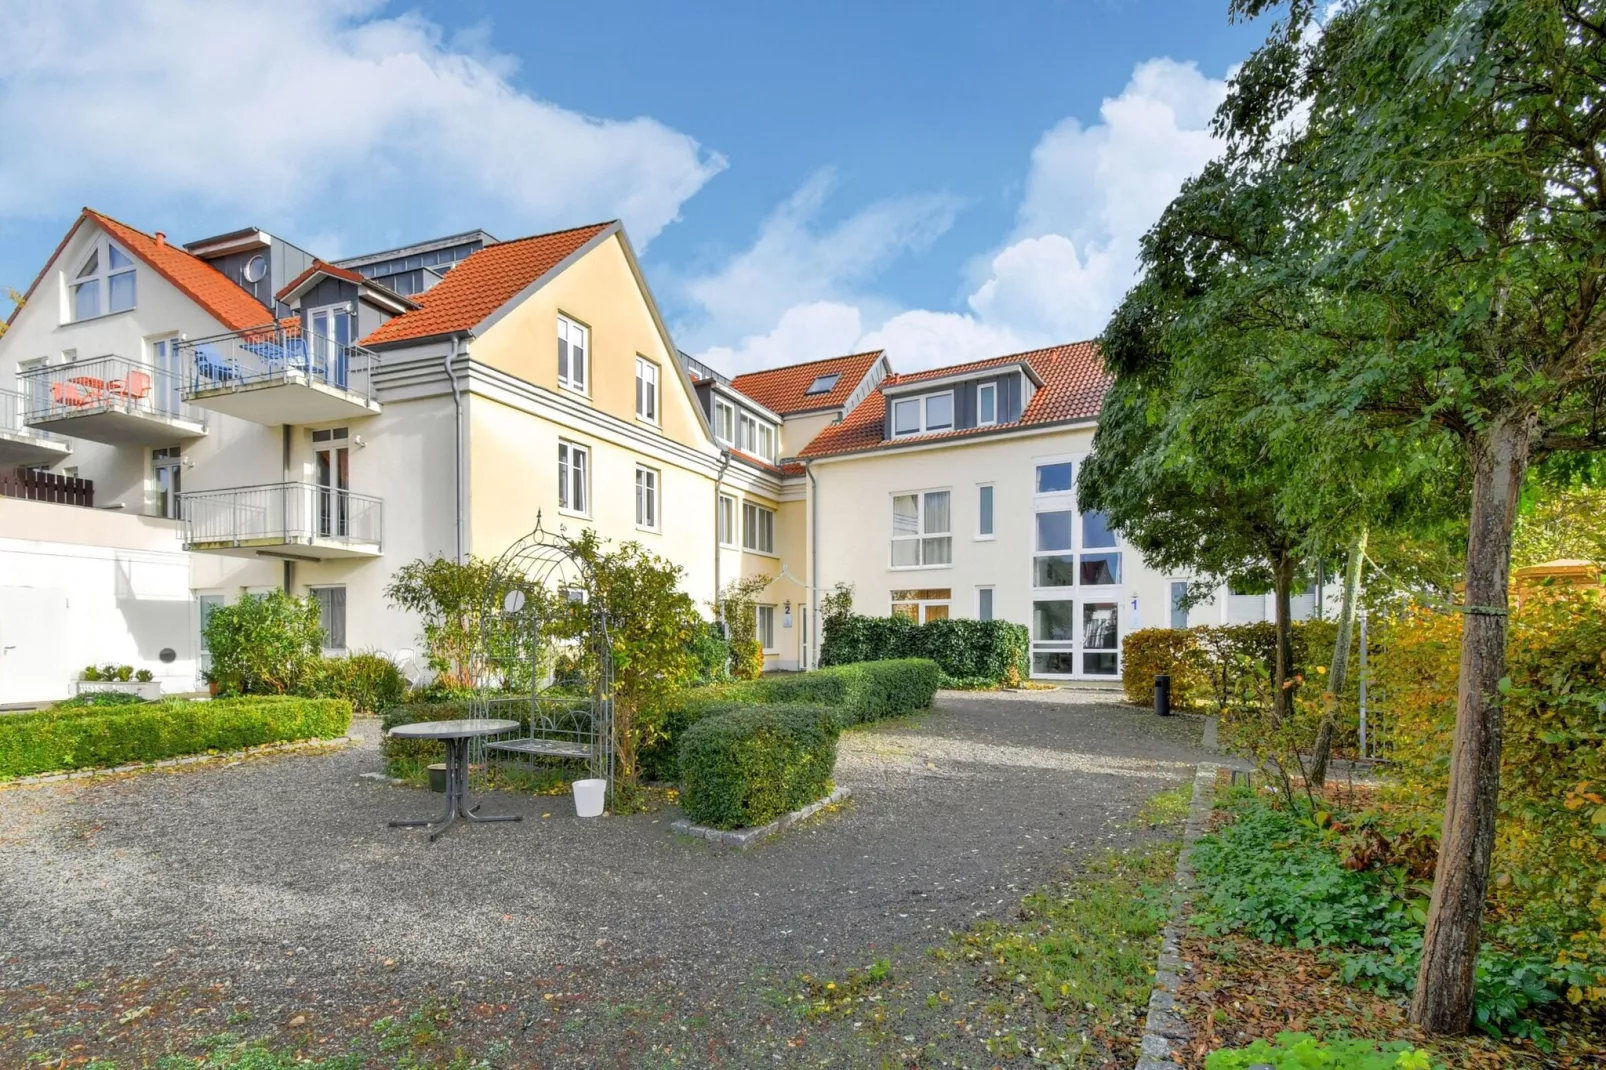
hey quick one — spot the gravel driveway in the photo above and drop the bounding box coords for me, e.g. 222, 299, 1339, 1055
0, 690, 1209, 1067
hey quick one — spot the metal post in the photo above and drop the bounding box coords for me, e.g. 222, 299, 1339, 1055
1154, 673, 1171, 717
1357, 609, 1370, 757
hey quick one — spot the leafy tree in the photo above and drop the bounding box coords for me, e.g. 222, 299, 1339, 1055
718, 574, 772, 681
385, 556, 524, 690
1510, 485, 1606, 568
819, 581, 855, 630
1216, 0, 1606, 1032
547, 530, 704, 785
203, 590, 324, 695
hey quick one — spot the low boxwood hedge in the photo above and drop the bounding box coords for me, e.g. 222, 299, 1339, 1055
0, 696, 352, 780
677, 704, 840, 829
752, 658, 941, 725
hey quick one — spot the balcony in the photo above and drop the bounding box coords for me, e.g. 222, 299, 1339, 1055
0, 387, 73, 467
179, 325, 382, 425
18, 356, 208, 446
180, 482, 383, 560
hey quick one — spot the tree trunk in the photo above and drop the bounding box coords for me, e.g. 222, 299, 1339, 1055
1271, 552, 1296, 727
1309, 527, 1367, 787
1409, 416, 1531, 1033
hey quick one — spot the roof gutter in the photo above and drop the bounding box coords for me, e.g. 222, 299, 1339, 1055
806, 459, 819, 670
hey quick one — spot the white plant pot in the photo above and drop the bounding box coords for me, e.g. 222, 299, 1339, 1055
572, 778, 606, 818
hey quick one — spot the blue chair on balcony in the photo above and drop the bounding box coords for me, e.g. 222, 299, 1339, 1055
193, 347, 237, 384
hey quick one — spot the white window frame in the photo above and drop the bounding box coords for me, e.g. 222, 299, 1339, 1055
557, 440, 589, 516
1029, 452, 1124, 680
635, 356, 659, 424
891, 391, 956, 437
713, 398, 735, 444
977, 586, 995, 622
756, 604, 777, 653
742, 501, 776, 555
977, 382, 998, 427
891, 588, 952, 624
69, 237, 137, 322
308, 585, 348, 652
755, 421, 776, 462
976, 482, 995, 540
635, 464, 659, 531
557, 314, 589, 395
890, 489, 953, 569
718, 493, 737, 548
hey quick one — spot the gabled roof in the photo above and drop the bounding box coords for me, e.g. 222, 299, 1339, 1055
277, 259, 418, 312
6, 208, 274, 332
729, 350, 883, 415
277, 259, 365, 300
360, 221, 615, 346
798, 341, 1109, 459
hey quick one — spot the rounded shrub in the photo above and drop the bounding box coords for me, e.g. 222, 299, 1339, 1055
677, 704, 839, 830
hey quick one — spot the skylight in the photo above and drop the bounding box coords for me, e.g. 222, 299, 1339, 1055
805, 373, 840, 395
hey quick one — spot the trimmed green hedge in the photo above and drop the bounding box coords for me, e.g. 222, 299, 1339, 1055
677, 704, 840, 829
820, 615, 1029, 685
0, 696, 352, 780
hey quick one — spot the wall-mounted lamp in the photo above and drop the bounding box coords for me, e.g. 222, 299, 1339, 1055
353, 435, 367, 448
182, 456, 195, 469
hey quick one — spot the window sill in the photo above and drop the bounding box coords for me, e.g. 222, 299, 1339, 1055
557, 506, 591, 521
718, 541, 738, 550
974, 534, 996, 542
888, 564, 953, 572
742, 548, 779, 559
62, 307, 137, 328
636, 415, 660, 429
557, 382, 590, 400
636, 524, 661, 535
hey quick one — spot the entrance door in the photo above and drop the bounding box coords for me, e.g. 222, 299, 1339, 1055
315, 442, 349, 538
307, 306, 353, 388
0, 586, 71, 703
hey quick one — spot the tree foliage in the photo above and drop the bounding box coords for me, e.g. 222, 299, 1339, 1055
719, 573, 772, 681
202, 590, 325, 696
384, 556, 526, 690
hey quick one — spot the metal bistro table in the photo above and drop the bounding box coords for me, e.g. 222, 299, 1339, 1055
387, 719, 523, 841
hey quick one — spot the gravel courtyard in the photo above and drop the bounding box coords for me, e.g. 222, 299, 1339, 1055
0, 691, 1210, 1067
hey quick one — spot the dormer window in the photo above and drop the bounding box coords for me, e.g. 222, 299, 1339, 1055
805, 373, 839, 396
978, 382, 997, 426
71, 240, 137, 322
891, 391, 954, 437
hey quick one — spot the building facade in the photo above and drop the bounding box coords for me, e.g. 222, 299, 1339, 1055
1, 208, 1322, 703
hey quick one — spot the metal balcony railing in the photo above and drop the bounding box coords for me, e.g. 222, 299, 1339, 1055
17, 355, 204, 426
179, 325, 380, 403
180, 482, 383, 551
1, 387, 70, 444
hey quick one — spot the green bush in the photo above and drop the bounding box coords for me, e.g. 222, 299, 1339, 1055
379, 700, 474, 773
821, 614, 1028, 685
1205, 1032, 1437, 1070
754, 659, 941, 725
306, 652, 407, 714
0, 696, 351, 779
51, 691, 148, 710
677, 705, 839, 829
1120, 621, 1342, 709
203, 590, 325, 695
689, 620, 732, 685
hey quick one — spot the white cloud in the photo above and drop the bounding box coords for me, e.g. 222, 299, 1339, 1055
686, 58, 1227, 376
0, 0, 725, 247
696, 302, 866, 379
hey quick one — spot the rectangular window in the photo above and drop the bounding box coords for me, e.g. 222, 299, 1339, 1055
714, 399, 735, 443
1083, 602, 1119, 675
1033, 555, 1077, 587
557, 315, 588, 393
977, 484, 994, 538
977, 382, 997, 426
892, 588, 952, 624
1036, 461, 1074, 494
891, 392, 956, 437
558, 441, 588, 514
978, 586, 994, 621
310, 586, 347, 651
152, 445, 182, 520
1035, 510, 1074, 552
718, 494, 737, 546
742, 501, 775, 554
756, 422, 775, 462
635, 357, 658, 422
1033, 600, 1076, 641
1170, 581, 1190, 630
635, 465, 658, 529
891, 490, 951, 567
756, 605, 776, 651
1080, 552, 1122, 586
1081, 510, 1117, 548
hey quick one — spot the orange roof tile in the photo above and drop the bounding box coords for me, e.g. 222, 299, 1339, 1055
361, 222, 614, 346
7, 208, 274, 333
729, 350, 884, 415
277, 259, 365, 300
798, 341, 1109, 458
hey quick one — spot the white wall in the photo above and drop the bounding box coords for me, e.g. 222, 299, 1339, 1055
0, 498, 195, 703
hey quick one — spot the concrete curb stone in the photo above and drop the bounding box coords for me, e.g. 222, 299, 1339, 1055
670, 785, 852, 849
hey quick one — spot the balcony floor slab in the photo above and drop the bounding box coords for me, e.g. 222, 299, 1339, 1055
27, 406, 207, 446
185, 377, 381, 425
186, 536, 382, 561
0, 430, 73, 468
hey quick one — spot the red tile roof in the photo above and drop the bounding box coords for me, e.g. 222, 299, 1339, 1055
728, 448, 785, 475
729, 350, 883, 415
276, 259, 365, 300
798, 341, 1109, 458
361, 222, 614, 346
7, 208, 275, 333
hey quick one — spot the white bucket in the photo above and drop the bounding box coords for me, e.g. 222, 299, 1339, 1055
572, 778, 606, 818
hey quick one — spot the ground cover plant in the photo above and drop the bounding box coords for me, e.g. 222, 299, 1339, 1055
0, 696, 351, 779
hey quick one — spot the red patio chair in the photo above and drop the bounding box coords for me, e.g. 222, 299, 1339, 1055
51, 381, 89, 408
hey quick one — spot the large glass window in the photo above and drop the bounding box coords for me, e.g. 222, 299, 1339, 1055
71, 239, 137, 322
892, 588, 951, 623
1083, 602, 1119, 675
1036, 511, 1074, 552
1036, 461, 1073, 494
558, 441, 588, 514
1033, 555, 1077, 587
891, 392, 955, 437
742, 501, 775, 553
1080, 552, 1121, 586
1082, 511, 1116, 548
557, 315, 588, 393
1033, 600, 1076, 641
891, 490, 951, 567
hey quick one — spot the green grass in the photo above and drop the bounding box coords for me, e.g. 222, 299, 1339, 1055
1132, 782, 1193, 828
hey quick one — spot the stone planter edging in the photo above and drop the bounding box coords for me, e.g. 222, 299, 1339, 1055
1137, 760, 1220, 1070
671, 785, 851, 849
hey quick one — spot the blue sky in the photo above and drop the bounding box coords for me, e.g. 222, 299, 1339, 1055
0, 0, 1265, 374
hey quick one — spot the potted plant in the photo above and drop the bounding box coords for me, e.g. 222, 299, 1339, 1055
77, 662, 163, 700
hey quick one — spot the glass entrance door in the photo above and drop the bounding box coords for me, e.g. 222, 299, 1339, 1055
151, 337, 182, 415
307, 306, 353, 387
315, 443, 349, 538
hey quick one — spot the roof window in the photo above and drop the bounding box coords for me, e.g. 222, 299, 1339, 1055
805, 373, 840, 395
